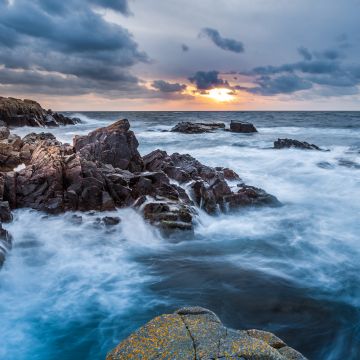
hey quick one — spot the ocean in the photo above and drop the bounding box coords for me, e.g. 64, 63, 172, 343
1, 111, 360, 359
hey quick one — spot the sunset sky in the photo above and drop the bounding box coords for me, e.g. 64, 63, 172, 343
1, 0, 360, 110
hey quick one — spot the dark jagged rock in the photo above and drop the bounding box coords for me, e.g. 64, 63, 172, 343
0, 223, 12, 267
0, 120, 279, 235
230, 120, 258, 133
274, 138, 322, 150
106, 306, 307, 360
74, 119, 143, 172
171, 121, 225, 134
0, 201, 12, 222
0, 96, 80, 128
101, 216, 121, 226
144, 150, 279, 214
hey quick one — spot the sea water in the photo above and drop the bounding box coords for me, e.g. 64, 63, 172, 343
1, 111, 360, 359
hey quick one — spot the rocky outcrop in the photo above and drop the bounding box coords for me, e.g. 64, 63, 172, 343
106, 306, 307, 360
274, 138, 322, 150
74, 119, 143, 172
171, 122, 225, 134
0, 96, 80, 128
0, 119, 279, 233
230, 120, 258, 133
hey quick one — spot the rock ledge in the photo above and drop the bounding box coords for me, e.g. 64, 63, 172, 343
106, 306, 307, 360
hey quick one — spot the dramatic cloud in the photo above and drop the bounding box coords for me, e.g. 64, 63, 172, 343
151, 80, 187, 92
200, 28, 244, 54
241, 46, 360, 96
249, 74, 313, 95
0, 0, 149, 97
189, 71, 230, 90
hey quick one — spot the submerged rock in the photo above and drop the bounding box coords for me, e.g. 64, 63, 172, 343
106, 306, 307, 360
274, 138, 322, 150
230, 120, 258, 133
0, 97, 80, 128
171, 121, 225, 133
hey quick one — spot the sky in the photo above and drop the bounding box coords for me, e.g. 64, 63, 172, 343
1, 0, 360, 110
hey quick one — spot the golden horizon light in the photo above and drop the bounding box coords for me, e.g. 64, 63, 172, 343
205, 88, 236, 102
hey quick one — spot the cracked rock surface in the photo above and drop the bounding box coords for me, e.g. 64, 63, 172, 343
106, 307, 307, 360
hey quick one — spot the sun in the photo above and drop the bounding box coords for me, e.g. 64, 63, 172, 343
206, 88, 235, 102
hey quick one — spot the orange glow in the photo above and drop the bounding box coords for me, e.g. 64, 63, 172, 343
204, 88, 235, 102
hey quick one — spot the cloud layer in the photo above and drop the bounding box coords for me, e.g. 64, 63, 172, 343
0, 0, 149, 97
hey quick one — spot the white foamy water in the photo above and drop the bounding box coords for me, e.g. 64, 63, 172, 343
2, 111, 360, 359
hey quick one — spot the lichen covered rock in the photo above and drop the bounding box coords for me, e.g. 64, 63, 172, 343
106, 307, 307, 360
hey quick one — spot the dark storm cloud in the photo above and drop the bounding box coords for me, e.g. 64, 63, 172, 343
189, 71, 229, 90
249, 74, 313, 95
151, 80, 187, 92
200, 28, 244, 54
181, 44, 189, 52
241, 45, 360, 96
0, 0, 150, 98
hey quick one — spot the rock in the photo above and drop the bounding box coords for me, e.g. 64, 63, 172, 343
106, 306, 307, 360
0, 126, 10, 140
0, 201, 12, 222
74, 119, 143, 172
69, 214, 83, 225
274, 138, 322, 150
0, 96, 79, 128
0, 120, 279, 235
102, 216, 121, 226
230, 120, 258, 133
171, 121, 226, 134
224, 185, 281, 209
0, 223, 12, 267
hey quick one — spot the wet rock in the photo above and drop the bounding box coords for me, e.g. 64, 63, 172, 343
171, 121, 225, 134
224, 185, 281, 209
140, 200, 194, 233
0, 126, 10, 140
0, 201, 12, 222
102, 216, 121, 226
74, 119, 143, 172
274, 138, 322, 150
0, 223, 12, 267
230, 120, 258, 133
0, 96, 79, 128
106, 306, 307, 360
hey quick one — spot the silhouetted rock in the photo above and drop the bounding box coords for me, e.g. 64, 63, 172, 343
171, 121, 225, 133
230, 120, 258, 133
274, 138, 322, 150
0, 96, 80, 128
106, 306, 307, 360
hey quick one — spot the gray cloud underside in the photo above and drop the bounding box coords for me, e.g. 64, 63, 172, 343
200, 28, 244, 54
189, 70, 230, 90
0, 0, 155, 98
243, 47, 360, 95
151, 80, 187, 92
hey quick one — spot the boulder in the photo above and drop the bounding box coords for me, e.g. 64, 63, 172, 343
171, 122, 225, 134
106, 306, 307, 360
74, 119, 143, 172
274, 138, 322, 150
0, 126, 10, 140
0, 96, 80, 128
230, 120, 258, 133
101, 216, 121, 226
